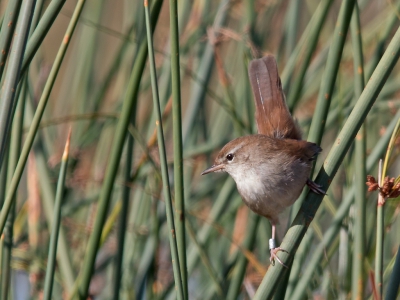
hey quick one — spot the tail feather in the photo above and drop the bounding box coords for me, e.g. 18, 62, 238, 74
248, 55, 301, 140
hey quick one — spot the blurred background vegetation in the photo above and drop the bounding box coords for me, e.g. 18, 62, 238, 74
0, 0, 399, 299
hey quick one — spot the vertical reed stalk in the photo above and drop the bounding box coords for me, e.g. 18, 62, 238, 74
112, 129, 134, 300
169, 0, 188, 297
43, 130, 71, 300
375, 159, 384, 299
351, 4, 366, 299
144, 0, 184, 298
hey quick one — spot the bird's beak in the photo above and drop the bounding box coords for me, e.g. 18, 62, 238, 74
201, 164, 224, 175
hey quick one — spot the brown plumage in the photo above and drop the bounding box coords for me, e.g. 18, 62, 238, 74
202, 55, 324, 266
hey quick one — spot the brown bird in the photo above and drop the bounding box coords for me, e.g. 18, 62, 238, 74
202, 55, 324, 266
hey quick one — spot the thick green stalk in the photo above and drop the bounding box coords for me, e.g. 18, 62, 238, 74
253, 25, 400, 299
76, 1, 163, 298
0, 0, 36, 170
350, 4, 366, 299
169, 0, 188, 297
0, 0, 86, 236
308, 0, 356, 146
43, 131, 71, 300
144, 0, 184, 298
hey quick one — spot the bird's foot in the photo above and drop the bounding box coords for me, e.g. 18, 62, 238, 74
306, 179, 326, 195
269, 239, 288, 268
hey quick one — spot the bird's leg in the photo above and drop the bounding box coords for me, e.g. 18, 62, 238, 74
269, 224, 288, 268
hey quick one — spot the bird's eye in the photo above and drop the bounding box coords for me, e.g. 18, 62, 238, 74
226, 153, 234, 161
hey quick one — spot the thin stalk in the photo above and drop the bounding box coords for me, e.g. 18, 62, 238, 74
43, 130, 71, 300
0, 0, 36, 170
375, 158, 385, 300
76, 1, 163, 298
0, 0, 22, 80
0, 0, 86, 236
253, 25, 400, 299
112, 127, 134, 300
351, 3, 366, 299
144, 0, 184, 298
169, 0, 188, 297
307, 0, 356, 146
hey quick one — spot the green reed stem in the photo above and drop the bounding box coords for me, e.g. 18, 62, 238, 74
351, 3, 366, 299
112, 128, 134, 300
376, 159, 384, 299
169, 0, 188, 297
43, 131, 71, 300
